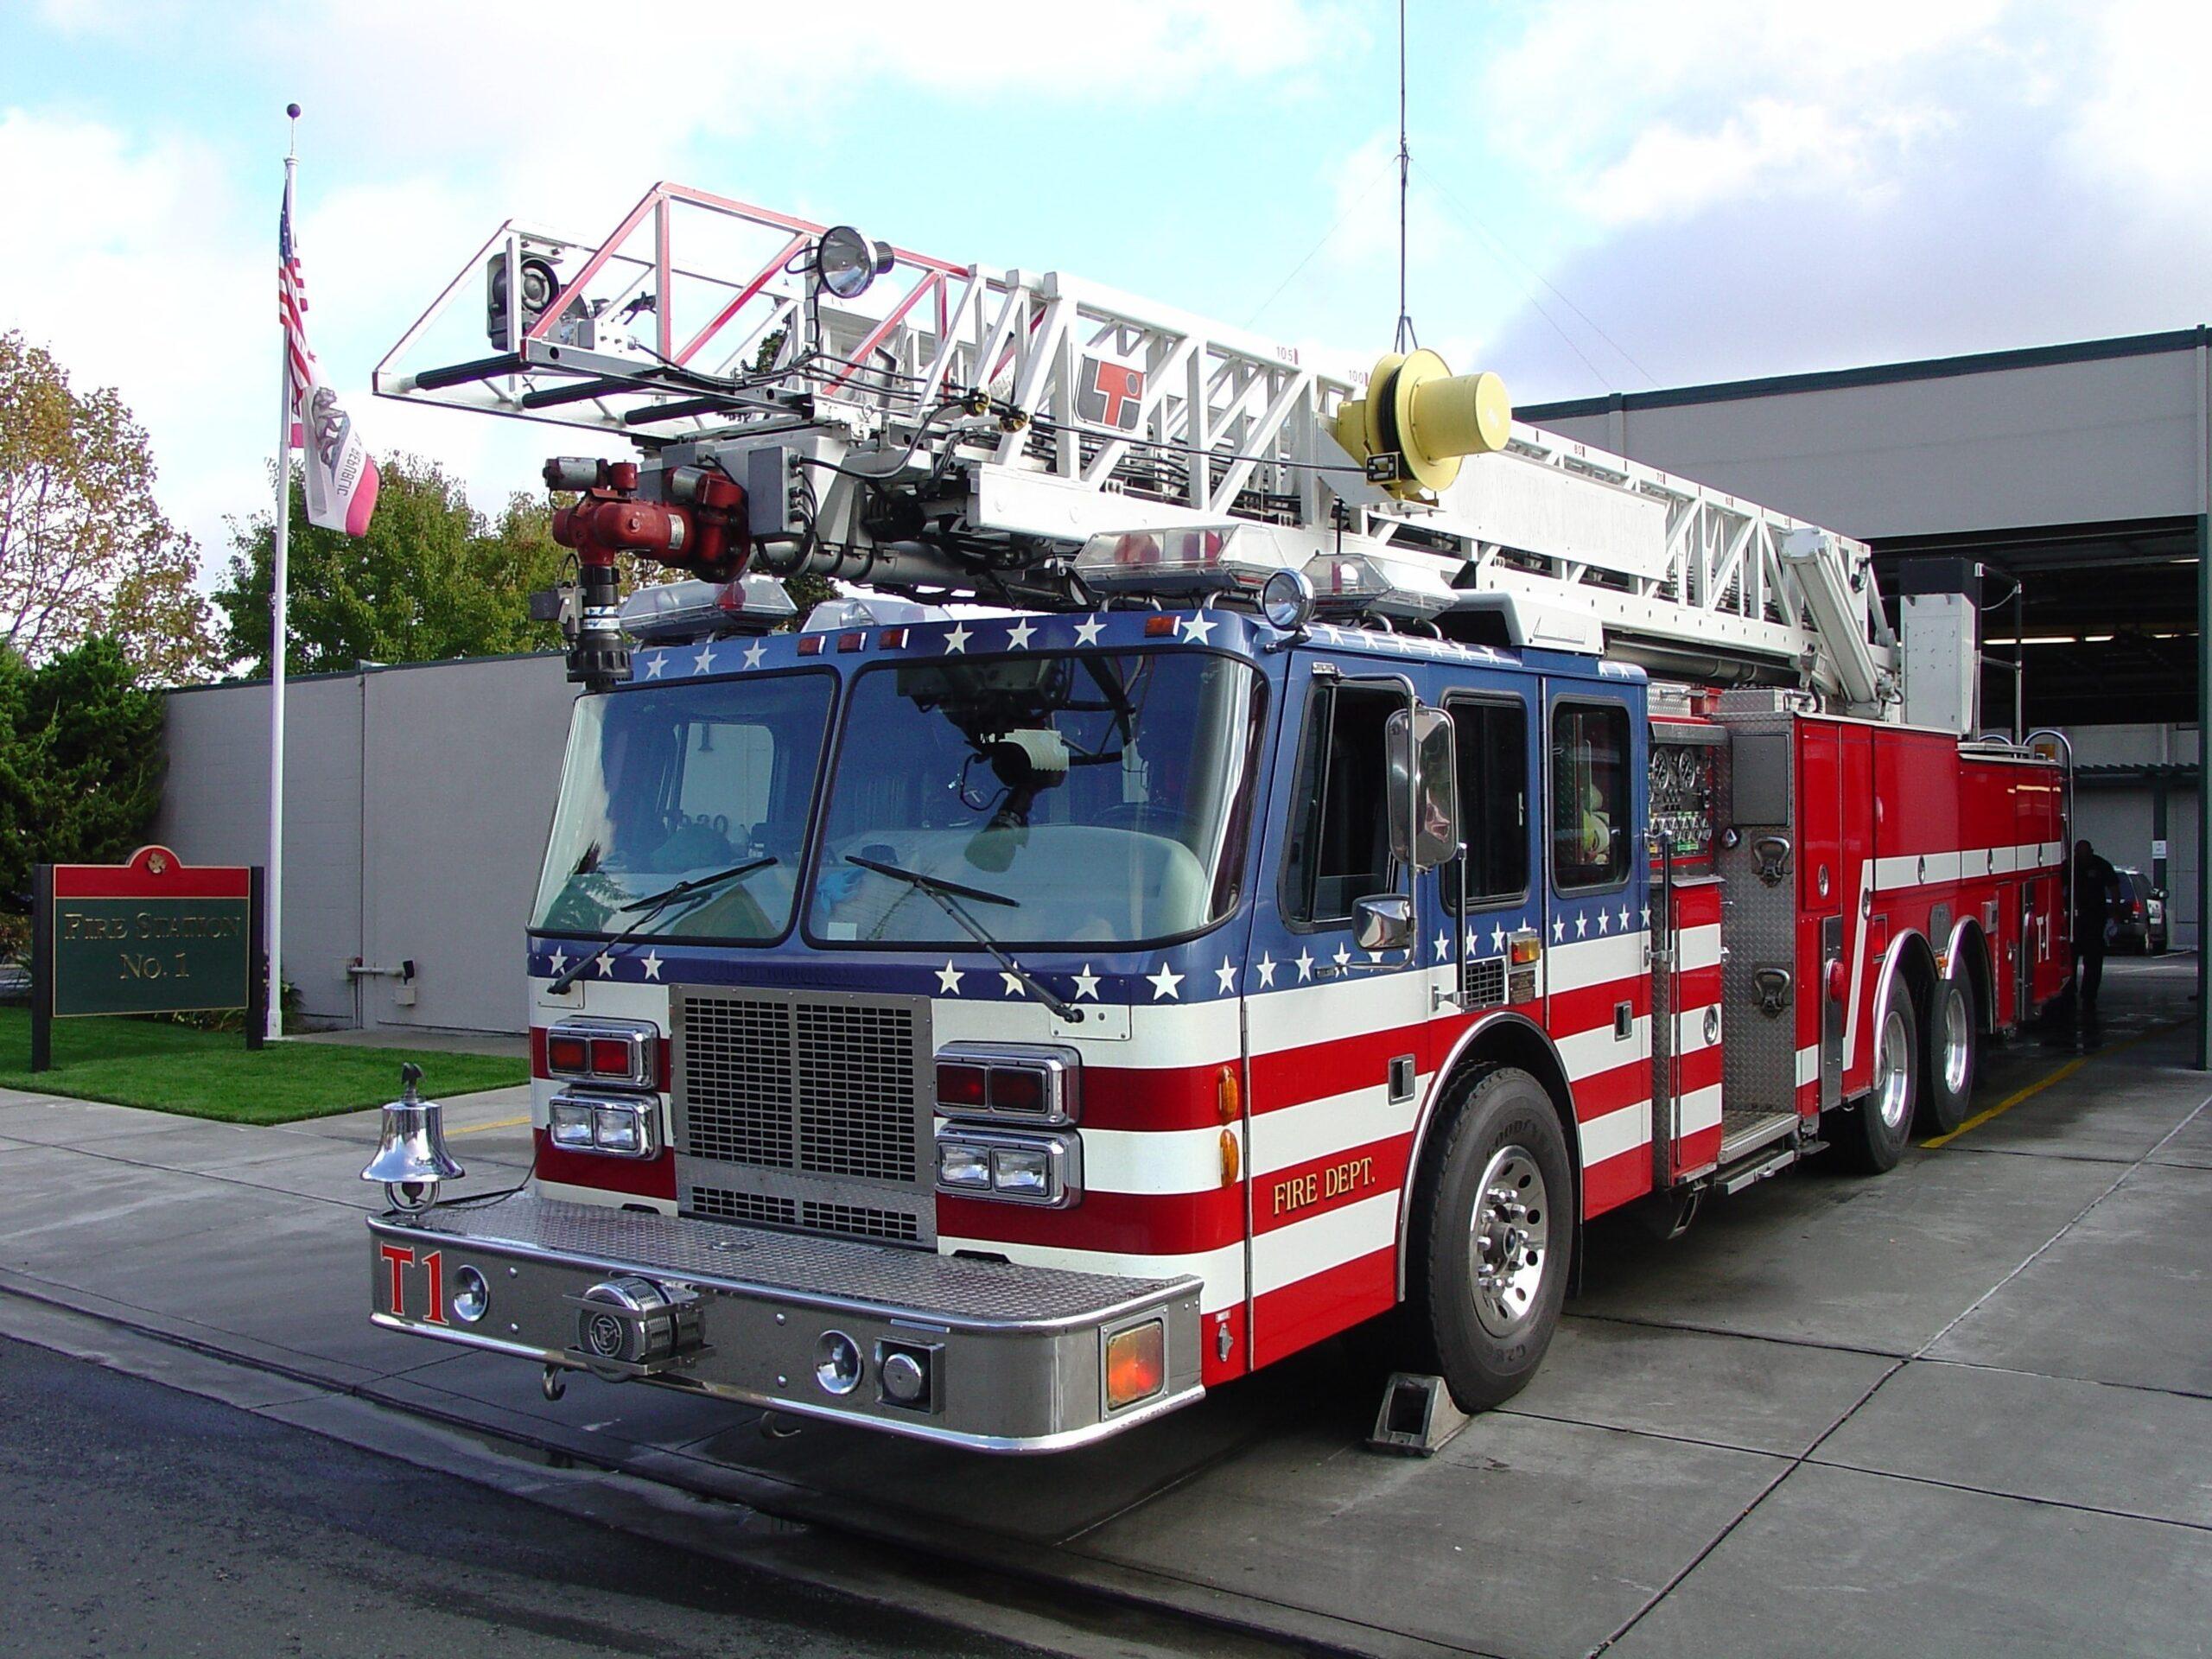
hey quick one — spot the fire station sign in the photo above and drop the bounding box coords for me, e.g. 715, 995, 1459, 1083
30, 846, 266, 1071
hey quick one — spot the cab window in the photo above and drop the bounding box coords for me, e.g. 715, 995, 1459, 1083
1283, 683, 1399, 925
1551, 702, 1630, 891
1448, 696, 1528, 907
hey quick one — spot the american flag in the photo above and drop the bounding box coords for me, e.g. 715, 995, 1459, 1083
278, 164, 378, 536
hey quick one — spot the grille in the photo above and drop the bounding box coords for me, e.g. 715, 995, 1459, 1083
795, 1002, 918, 1181
690, 1187, 798, 1228
801, 1201, 921, 1243
1463, 955, 1508, 1009
674, 988, 931, 1245
683, 997, 793, 1167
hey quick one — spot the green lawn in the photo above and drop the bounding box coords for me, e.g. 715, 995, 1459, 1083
0, 1007, 527, 1125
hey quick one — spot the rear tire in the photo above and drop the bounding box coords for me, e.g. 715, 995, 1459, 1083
1918, 975, 1977, 1136
1408, 1066, 1573, 1412
1834, 991, 1917, 1173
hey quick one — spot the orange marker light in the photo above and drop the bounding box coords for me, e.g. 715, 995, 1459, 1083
1219, 1127, 1241, 1185
1510, 931, 1542, 966
1216, 1065, 1240, 1123
1143, 613, 1176, 636
1105, 1319, 1166, 1409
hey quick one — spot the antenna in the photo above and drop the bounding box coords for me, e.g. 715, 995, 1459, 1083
1393, 0, 1416, 355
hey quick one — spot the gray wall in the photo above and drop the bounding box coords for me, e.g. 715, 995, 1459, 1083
1525, 339, 2207, 541
159, 655, 575, 1034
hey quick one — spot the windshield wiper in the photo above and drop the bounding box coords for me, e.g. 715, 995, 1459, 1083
844, 855, 1080, 1023
548, 856, 775, 993
620, 856, 776, 914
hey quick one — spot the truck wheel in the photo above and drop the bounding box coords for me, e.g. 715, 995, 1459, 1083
1835, 991, 1918, 1173
1410, 1066, 1573, 1412
1919, 976, 1977, 1136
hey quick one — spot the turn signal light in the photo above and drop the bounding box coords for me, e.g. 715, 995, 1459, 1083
1509, 930, 1542, 966
546, 1033, 589, 1072
1105, 1320, 1166, 1409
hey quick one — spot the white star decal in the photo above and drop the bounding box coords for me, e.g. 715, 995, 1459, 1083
944, 621, 973, 654
545, 949, 569, 977
1313, 623, 1341, 645
1641, 905, 1651, 928
691, 643, 715, 674
1465, 928, 1479, 958
1332, 944, 1351, 969
1295, 948, 1315, 982
1619, 905, 1631, 931
1553, 917, 1566, 942
594, 952, 617, 978
1001, 969, 1027, 996
936, 961, 965, 995
1006, 618, 1037, 650
1598, 910, 1610, 934
642, 653, 668, 680
1071, 964, 1100, 1000
1575, 912, 1588, 938
1073, 614, 1105, 646
742, 639, 766, 670
1367, 950, 1384, 964
1147, 962, 1185, 1000
1255, 953, 1278, 988
1491, 925, 1507, 953
1215, 958, 1237, 994
1433, 931, 1451, 962
640, 950, 663, 980
1177, 613, 1218, 645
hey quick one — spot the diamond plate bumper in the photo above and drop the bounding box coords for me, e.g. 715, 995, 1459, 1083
366, 1194, 1205, 1452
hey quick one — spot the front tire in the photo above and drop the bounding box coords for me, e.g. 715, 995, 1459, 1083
1835, 990, 1918, 1173
1918, 975, 1977, 1135
1409, 1066, 1573, 1412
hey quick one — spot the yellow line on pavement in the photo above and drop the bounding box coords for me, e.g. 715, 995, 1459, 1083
447, 1114, 531, 1136
1922, 1020, 2181, 1148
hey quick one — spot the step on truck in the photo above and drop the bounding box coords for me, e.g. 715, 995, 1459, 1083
360, 186, 2072, 1450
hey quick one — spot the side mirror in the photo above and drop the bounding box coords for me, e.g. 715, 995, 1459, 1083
1354, 893, 1414, 952
1384, 704, 1459, 872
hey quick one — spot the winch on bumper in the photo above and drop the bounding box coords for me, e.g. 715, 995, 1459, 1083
367, 1194, 1204, 1452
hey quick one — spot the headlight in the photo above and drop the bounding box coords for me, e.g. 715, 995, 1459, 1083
550, 1099, 596, 1148
548, 1090, 658, 1159
991, 1145, 1052, 1198
935, 1127, 1081, 1205
938, 1141, 994, 1190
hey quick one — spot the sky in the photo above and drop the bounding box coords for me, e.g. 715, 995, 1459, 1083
3, 0, 2209, 577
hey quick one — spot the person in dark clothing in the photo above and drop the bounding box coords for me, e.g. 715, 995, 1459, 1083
2073, 839, 2118, 1013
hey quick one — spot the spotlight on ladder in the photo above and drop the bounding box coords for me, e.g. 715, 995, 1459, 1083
361, 1063, 464, 1215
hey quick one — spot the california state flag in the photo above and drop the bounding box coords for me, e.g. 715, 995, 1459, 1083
279, 166, 379, 536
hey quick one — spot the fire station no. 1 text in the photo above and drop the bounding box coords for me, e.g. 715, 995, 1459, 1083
60, 911, 246, 941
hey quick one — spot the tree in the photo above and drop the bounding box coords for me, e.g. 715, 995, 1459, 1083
212, 454, 569, 677
0, 637, 164, 953
0, 332, 214, 685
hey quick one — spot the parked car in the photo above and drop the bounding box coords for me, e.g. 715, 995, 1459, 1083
2107, 867, 2167, 954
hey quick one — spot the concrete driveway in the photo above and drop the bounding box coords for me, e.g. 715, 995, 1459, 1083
1, 957, 2206, 1658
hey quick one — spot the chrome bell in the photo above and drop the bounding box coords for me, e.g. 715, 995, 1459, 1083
360, 1062, 464, 1214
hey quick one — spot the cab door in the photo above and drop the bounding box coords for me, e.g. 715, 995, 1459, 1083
1542, 685, 1652, 1217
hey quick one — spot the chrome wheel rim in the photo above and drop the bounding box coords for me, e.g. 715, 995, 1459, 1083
1469, 1145, 1548, 1338
1875, 1005, 1913, 1131
1942, 985, 1973, 1096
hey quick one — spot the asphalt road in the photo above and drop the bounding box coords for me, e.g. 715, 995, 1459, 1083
0, 1335, 1028, 1659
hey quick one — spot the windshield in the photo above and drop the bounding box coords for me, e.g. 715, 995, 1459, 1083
810, 649, 1265, 946
533, 672, 833, 940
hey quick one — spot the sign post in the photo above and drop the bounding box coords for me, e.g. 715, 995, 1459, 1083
31, 846, 265, 1072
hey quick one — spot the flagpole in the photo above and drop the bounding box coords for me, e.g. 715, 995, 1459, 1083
265, 101, 299, 1045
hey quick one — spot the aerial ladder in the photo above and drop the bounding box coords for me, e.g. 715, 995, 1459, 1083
377, 181, 1901, 711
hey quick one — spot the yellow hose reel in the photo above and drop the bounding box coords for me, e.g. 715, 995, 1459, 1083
1332, 351, 1512, 500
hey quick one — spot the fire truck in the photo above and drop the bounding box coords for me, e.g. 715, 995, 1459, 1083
360, 184, 2071, 1452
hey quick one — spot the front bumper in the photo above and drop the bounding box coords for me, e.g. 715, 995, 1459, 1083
367, 1194, 1204, 1452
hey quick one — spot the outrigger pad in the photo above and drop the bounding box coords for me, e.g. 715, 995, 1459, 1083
1367, 1371, 1471, 1458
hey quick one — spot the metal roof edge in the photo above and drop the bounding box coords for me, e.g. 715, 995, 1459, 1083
1521, 325, 2212, 422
